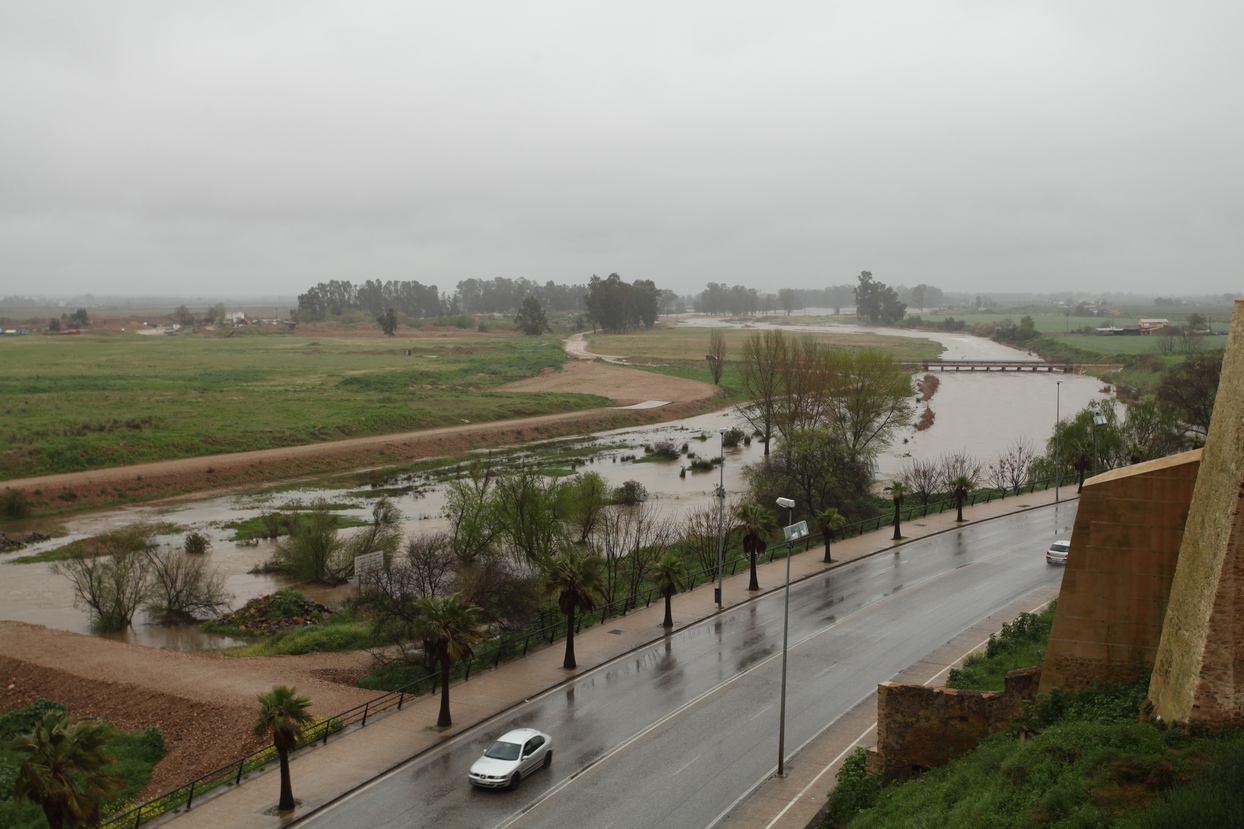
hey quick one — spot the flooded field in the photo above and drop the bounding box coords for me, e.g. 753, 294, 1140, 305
1, 324, 1110, 648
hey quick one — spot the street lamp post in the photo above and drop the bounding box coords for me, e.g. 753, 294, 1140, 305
714, 430, 726, 609
1055, 380, 1063, 502
775, 496, 795, 777
1093, 411, 1107, 476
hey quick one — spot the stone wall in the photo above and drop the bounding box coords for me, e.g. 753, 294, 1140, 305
867, 667, 1041, 776
1149, 298, 1244, 727
1038, 452, 1200, 695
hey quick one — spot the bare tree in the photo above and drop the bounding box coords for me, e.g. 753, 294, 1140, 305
776, 335, 835, 437
998, 439, 1037, 495
707, 329, 726, 384
937, 449, 983, 492
899, 458, 941, 506
590, 502, 677, 609
679, 503, 733, 576
739, 330, 788, 455
144, 547, 233, 623
361, 531, 457, 664
54, 525, 156, 632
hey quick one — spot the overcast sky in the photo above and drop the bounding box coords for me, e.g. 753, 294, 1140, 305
1, 1, 1240, 301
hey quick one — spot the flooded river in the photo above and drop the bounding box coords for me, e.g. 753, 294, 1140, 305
0, 323, 1109, 648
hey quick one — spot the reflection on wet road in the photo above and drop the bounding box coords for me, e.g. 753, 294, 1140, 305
306, 504, 1074, 829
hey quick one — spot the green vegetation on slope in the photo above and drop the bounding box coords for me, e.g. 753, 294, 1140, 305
820, 604, 1243, 829
0, 699, 166, 829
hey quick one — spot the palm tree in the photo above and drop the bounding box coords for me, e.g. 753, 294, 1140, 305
545, 545, 604, 669
7, 710, 122, 829
885, 481, 908, 540
734, 503, 778, 591
951, 475, 974, 522
815, 507, 847, 563
652, 552, 689, 628
253, 685, 314, 812
411, 593, 485, 728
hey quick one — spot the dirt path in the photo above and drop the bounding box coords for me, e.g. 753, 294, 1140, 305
0, 620, 380, 797
6, 358, 723, 512
0, 343, 726, 800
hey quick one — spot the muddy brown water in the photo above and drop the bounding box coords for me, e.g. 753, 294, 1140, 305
1, 326, 1108, 649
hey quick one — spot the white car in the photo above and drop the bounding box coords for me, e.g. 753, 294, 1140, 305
1046, 539, 1070, 565
467, 728, 553, 790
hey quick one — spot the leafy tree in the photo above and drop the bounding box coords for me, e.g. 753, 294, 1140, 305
183, 530, 212, 555
778, 288, 798, 316
652, 552, 688, 628
544, 544, 604, 669
442, 463, 500, 564
560, 471, 611, 543
1120, 397, 1184, 463
7, 710, 123, 829
47, 317, 60, 332
1049, 406, 1122, 492
829, 350, 914, 461
68, 308, 89, 327
745, 427, 873, 522
376, 307, 398, 336
174, 305, 195, 327
492, 470, 566, 565
1156, 350, 1224, 436
853, 271, 906, 325
252, 685, 313, 812
734, 503, 777, 591
885, 480, 908, 540
815, 507, 847, 563
910, 284, 928, 312
707, 329, 726, 384
514, 296, 549, 335
269, 501, 350, 583
208, 302, 228, 324
411, 593, 484, 727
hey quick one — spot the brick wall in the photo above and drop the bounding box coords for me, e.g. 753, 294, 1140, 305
867, 667, 1041, 776
1038, 452, 1199, 695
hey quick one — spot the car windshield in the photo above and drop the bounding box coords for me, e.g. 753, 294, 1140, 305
485, 741, 522, 761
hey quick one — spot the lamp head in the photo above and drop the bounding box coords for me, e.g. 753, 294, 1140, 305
776, 497, 795, 509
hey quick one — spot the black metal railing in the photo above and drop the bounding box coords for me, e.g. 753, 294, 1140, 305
100, 470, 1077, 828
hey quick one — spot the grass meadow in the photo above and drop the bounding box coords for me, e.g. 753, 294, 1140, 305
0, 324, 937, 481
0, 331, 604, 479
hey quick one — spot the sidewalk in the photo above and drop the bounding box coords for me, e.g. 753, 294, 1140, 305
159, 487, 1074, 829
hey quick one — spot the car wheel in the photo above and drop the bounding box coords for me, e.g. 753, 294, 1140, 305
509, 772, 521, 791
542, 750, 553, 769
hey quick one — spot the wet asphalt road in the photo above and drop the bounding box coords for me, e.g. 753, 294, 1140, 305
302, 505, 1071, 829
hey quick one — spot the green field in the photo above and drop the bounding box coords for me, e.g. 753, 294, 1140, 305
0, 332, 606, 480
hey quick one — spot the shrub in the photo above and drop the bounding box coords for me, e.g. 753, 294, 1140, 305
182, 530, 211, 555
613, 481, 648, 505
822, 748, 888, 827
2, 487, 31, 519
650, 440, 679, 459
